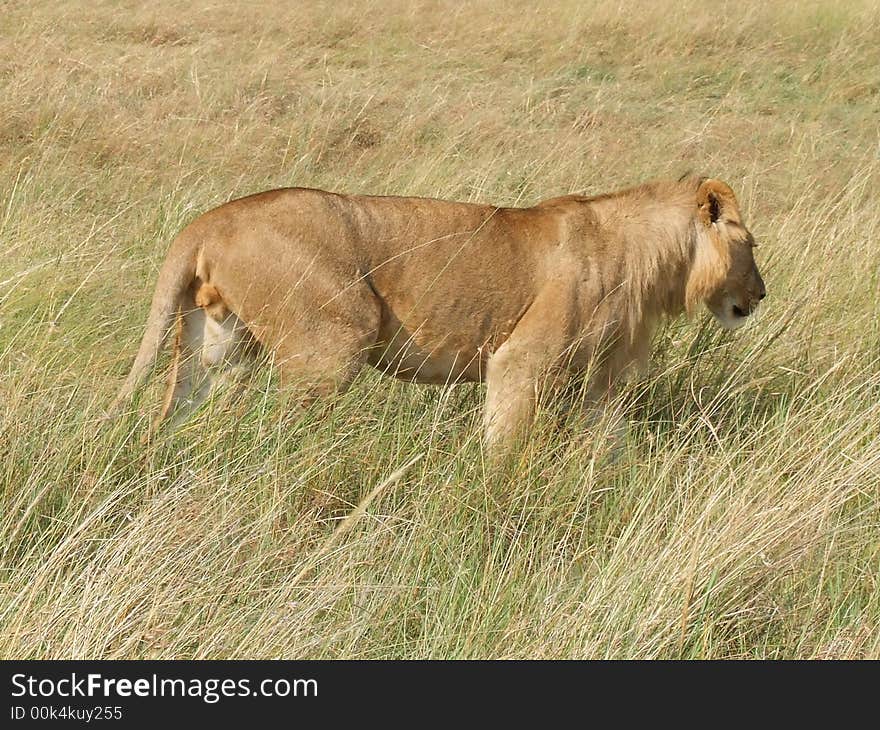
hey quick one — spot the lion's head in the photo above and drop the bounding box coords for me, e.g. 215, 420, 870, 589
686, 178, 766, 330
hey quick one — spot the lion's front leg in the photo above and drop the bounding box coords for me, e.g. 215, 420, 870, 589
574, 364, 631, 455
482, 284, 576, 455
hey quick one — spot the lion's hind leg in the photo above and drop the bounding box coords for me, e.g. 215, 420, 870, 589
271, 320, 378, 411
157, 287, 258, 431
266, 281, 382, 412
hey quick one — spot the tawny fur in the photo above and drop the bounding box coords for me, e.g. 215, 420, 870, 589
113, 175, 765, 451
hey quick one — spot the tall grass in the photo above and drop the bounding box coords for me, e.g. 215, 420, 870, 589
1, 0, 878, 658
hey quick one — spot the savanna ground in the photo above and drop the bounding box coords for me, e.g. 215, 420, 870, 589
1, 0, 879, 659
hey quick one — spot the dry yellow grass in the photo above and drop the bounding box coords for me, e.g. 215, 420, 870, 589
1, 0, 879, 658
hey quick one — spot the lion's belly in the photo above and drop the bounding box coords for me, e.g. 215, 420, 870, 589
367, 329, 486, 384
366, 308, 497, 384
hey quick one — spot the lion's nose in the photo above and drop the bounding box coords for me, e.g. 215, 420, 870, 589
759, 289, 766, 300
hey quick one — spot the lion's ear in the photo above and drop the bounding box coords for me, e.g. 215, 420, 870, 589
697, 179, 741, 226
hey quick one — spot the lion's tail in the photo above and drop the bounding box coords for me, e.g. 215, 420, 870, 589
111, 235, 199, 413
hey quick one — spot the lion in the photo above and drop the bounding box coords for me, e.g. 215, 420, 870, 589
113, 175, 766, 451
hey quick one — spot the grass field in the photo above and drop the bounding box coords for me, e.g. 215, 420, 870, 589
1, 0, 879, 659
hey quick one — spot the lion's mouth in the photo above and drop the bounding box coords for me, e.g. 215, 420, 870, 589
731, 304, 748, 318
